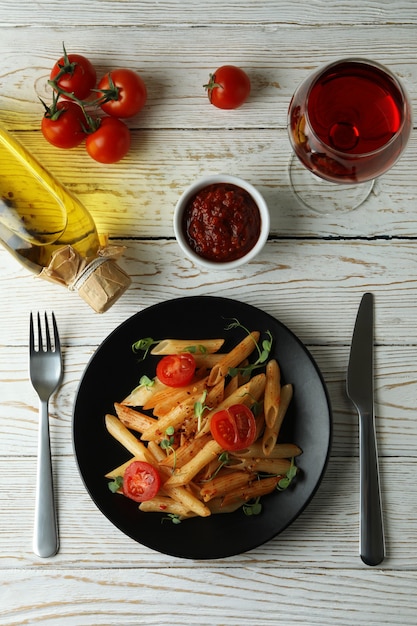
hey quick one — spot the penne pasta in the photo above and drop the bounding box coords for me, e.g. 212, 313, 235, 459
105, 414, 156, 465
121, 377, 167, 406
234, 441, 302, 459
197, 373, 266, 437
105, 330, 301, 522
139, 496, 197, 518
200, 470, 257, 502
143, 375, 208, 413
192, 353, 225, 369
163, 483, 211, 517
163, 439, 223, 487
159, 433, 212, 469
207, 331, 260, 386
229, 456, 291, 475
140, 397, 197, 442
221, 476, 282, 507
264, 359, 281, 429
114, 403, 157, 433
262, 383, 293, 456
151, 338, 224, 355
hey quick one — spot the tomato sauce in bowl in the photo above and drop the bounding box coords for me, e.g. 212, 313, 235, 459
183, 183, 261, 263
174, 174, 270, 270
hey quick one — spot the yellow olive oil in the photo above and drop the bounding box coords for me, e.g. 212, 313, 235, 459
0, 125, 99, 272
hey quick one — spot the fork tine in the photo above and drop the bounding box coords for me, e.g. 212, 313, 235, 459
52, 312, 60, 353
44, 312, 52, 352
37, 312, 43, 352
29, 312, 35, 353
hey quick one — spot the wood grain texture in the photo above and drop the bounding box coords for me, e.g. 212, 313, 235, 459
1, 566, 417, 626
1, 1, 417, 623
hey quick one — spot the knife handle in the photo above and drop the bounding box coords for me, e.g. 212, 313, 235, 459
359, 411, 385, 566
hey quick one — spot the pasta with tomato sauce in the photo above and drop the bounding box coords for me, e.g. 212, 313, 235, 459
105, 328, 301, 520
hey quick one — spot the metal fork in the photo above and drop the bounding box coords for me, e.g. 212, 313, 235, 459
29, 312, 63, 557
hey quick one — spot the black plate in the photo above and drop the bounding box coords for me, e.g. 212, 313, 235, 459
73, 296, 332, 559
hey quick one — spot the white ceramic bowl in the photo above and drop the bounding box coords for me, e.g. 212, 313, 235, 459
173, 174, 270, 270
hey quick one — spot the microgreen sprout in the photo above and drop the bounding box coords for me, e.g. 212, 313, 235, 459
200, 451, 230, 482
108, 475, 123, 493
161, 513, 182, 525
139, 374, 155, 388
194, 389, 210, 431
160, 426, 177, 471
183, 344, 208, 355
277, 458, 297, 491
131, 336, 159, 360
243, 497, 262, 516
225, 319, 273, 377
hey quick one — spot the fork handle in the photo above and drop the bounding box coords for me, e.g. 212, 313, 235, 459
33, 400, 59, 558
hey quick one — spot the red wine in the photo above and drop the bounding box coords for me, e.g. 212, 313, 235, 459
289, 59, 411, 183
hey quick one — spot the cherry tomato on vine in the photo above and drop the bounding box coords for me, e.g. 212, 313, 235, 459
50, 50, 97, 101
123, 461, 161, 503
210, 404, 256, 451
85, 116, 131, 164
41, 100, 87, 149
156, 353, 196, 387
98, 68, 147, 118
204, 65, 251, 109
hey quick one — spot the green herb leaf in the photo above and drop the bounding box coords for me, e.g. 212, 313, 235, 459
194, 389, 210, 431
131, 337, 159, 360
201, 451, 230, 482
243, 497, 262, 516
161, 513, 182, 525
277, 458, 297, 491
224, 319, 273, 378
160, 427, 176, 470
184, 344, 208, 355
108, 476, 123, 493
139, 375, 155, 388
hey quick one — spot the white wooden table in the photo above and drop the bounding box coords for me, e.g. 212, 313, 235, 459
1, 1, 417, 624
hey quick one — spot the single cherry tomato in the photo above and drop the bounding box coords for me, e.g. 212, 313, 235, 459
41, 100, 87, 149
204, 65, 251, 109
98, 68, 147, 118
156, 353, 196, 387
210, 404, 257, 451
123, 461, 161, 503
85, 116, 131, 164
50, 49, 97, 101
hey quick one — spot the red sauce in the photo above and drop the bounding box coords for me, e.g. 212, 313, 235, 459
183, 183, 261, 263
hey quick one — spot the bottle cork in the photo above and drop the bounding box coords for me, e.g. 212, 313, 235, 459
39, 244, 131, 312
75, 257, 131, 313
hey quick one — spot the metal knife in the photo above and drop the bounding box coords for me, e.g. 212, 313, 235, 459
346, 292, 385, 566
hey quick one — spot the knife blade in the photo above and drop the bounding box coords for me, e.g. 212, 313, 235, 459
346, 292, 385, 566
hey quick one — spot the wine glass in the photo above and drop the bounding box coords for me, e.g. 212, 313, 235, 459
287, 58, 412, 213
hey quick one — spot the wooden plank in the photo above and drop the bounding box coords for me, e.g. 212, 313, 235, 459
1, 239, 417, 346
0, 25, 415, 130
1, 129, 415, 239
1, 566, 417, 625
0, 0, 416, 26
0, 456, 415, 570
0, 342, 415, 458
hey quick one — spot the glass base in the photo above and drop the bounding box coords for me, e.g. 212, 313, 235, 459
288, 154, 374, 214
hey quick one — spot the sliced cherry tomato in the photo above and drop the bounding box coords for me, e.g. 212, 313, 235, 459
156, 353, 196, 387
85, 116, 131, 164
41, 100, 87, 149
210, 404, 256, 451
204, 65, 251, 110
50, 49, 97, 101
98, 68, 147, 118
123, 461, 161, 502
